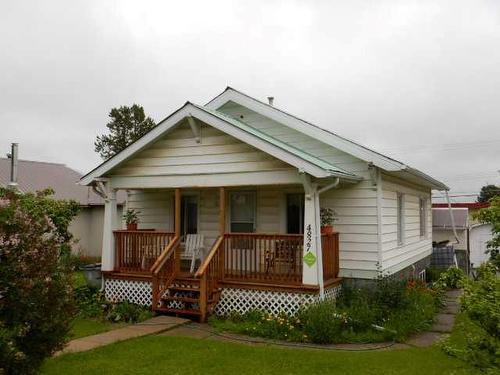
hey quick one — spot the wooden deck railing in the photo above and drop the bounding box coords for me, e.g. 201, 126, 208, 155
195, 236, 225, 321
151, 236, 181, 309
321, 233, 340, 282
113, 230, 175, 273
222, 233, 304, 285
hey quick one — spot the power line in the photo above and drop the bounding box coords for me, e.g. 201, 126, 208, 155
378, 139, 500, 153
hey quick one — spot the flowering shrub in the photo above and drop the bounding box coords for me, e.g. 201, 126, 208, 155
0, 189, 78, 374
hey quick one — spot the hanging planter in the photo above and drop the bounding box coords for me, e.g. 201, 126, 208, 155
320, 207, 337, 235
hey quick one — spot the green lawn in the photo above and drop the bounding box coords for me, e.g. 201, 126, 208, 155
70, 318, 128, 339
42, 335, 478, 375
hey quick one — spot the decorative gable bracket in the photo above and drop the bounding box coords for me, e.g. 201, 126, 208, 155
187, 115, 201, 143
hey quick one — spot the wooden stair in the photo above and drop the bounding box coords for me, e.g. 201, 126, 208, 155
155, 276, 221, 320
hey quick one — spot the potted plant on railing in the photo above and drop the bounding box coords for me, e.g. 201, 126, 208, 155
320, 207, 337, 235
123, 209, 140, 231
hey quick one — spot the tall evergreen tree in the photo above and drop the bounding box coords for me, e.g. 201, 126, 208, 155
477, 184, 500, 203
95, 104, 156, 160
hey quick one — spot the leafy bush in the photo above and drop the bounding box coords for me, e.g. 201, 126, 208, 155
425, 267, 445, 282
0, 189, 78, 374
435, 267, 465, 289
372, 273, 408, 312
74, 285, 104, 319
73, 284, 152, 324
297, 301, 343, 344
105, 301, 153, 323
443, 263, 500, 372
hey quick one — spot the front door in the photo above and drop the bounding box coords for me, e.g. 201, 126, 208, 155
180, 195, 198, 240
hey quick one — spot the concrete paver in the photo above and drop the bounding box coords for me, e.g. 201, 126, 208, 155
431, 313, 456, 333
406, 331, 445, 347
56, 315, 189, 356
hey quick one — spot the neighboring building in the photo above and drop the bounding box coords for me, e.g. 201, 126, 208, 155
80, 87, 448, 320
0, 157, 123, 257
432, 202, 492, 269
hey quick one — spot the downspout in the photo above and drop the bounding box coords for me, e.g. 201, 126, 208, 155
444, 190, 460, 268
444, 190, 460, 244
91, 179, 110, 291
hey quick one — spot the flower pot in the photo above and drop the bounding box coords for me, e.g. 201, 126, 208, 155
321, 225, 333, 235
127, 223, 138, 231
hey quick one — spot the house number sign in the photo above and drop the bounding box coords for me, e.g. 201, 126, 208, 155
303, 223, 317, 267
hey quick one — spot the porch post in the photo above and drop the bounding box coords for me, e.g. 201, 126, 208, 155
174, 188, 181, 237
302, 184, 321, 287
219, 187, 226, 235
101, 187, 118, 272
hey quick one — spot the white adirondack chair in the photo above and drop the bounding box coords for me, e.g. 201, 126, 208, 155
181, 234, 206, 273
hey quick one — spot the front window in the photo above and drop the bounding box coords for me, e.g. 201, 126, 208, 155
397, 192, 404, 245
230, 191, 256, 233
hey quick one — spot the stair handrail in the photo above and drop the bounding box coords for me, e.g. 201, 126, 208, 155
151, 236, 180, 310
150, 235, 180, 274
195, 235, 224, 278
195, 235, 224, 321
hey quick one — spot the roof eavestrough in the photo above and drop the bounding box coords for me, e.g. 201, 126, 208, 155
79, 102, 362, 186
403, 167, 449, 191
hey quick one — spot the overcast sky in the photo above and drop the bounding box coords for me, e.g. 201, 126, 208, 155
1, 0, 499, 199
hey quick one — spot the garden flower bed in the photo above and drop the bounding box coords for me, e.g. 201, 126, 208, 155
210, 275, 445, 344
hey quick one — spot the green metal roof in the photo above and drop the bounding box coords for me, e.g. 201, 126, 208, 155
192, 103, 361, 180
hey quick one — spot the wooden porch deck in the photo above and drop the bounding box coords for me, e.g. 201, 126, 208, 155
109, 229, 340, 321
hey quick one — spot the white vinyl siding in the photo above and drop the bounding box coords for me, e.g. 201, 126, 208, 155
320, 179, 380, 278
109, 121, 294, 177
381, 174, 432, 273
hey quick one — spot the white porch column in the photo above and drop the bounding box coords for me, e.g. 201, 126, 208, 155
302, 184, 323, 291
101, 187, 118, 272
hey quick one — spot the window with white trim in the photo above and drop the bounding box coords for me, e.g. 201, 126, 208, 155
419, 197, 427, 237
230, 191, 256, 233
397, 192, 404, 245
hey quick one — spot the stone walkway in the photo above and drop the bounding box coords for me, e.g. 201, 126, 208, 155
405, 289, 461, 347
56, 315, 189, 356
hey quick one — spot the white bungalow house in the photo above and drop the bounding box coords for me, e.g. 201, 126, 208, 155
80, 87, 448, 321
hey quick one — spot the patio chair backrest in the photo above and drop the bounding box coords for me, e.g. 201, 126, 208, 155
184, 234, 204, 255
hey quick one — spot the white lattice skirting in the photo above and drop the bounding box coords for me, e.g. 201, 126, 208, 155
213, 284, 342, 316
104, 278, 152, 306
103, 277, 342, 315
